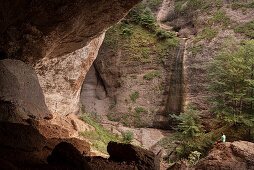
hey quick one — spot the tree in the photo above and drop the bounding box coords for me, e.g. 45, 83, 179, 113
170, 105, 204, 158
208, 37, 254, 138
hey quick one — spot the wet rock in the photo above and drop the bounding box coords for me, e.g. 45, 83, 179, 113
107, 141, 160, 170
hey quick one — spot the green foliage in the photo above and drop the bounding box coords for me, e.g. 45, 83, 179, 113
109, 103, 116, 110
80, 114, 123, 154
121, 131, 134, 143
234, 20, 254, 38
106, 113, 121, 122
175, 1, 186, 13
213, 10, 230, 28
208, 38, 254, 131
120, 23, 133, 37
130, 74, 138, 79
143, 70, 161, 80
156, 29, 174, 40
130, 91, 139, 102
215, 0, 223, 8
188, 151, 201, 166
169, 105, 204, 159
188, 44, 204, 56
187, 0, 203, 9
193, 27, 218, 43
127, 2, 147, 23
232, 1, 254, 10
200, 0, 213, 12
150, 0, 163, 7
81, 103, 86, 113
140, 8, 156, 31
135, 107, 148, 114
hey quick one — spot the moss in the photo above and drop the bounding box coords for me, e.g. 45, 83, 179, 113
234, 20, 254, 38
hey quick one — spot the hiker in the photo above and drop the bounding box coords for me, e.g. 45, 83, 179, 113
221, 133, 226, 142
215, 133, 226, 144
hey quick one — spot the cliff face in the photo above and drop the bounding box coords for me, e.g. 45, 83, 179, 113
0, 0, 141, 118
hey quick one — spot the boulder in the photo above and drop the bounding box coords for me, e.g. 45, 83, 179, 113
107, 141, 160, 170
48, 142, 92, 170
196, 141, 254, 170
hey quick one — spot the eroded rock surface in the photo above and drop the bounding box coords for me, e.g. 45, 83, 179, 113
0, 0, 142, 120
196, 141, 254, 170
108, 141, 160, 170
0, 59, 52, 122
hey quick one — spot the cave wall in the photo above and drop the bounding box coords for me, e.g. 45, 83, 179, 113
0, 0, 142, 119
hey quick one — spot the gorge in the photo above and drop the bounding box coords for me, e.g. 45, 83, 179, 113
1, 0, 254, 169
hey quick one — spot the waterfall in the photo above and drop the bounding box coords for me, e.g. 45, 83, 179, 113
166, 39, 185, 115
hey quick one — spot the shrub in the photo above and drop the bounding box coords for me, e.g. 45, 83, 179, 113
193, 27, 218, 43
109, 103, 116, 110
135, 107, 148, 114
213, 10, 230, 28
106, 113, 121, 122
233, 20, 254, 38
175, 1, 186, 13
81, 103, 86, 113
127, 2, 147, 23
215, 0, 223, 8
232, 1, 254, 10
143, 70, 161, 80
140, 8, 156, 31
150, 0, 163, 7
188, 151, 201, 166
121, 131, 134, 143
156, 29, 174, 40
130, 91, 139, 102
130, 74, 138, 79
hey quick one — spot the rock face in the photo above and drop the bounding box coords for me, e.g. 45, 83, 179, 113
0, 59, 52, 122
0, 0, 143, 168
35, 33, 105, 116
0, 0, 142, 119
196, 141, 254, 170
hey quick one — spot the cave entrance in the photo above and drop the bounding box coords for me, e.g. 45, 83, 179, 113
80, 63, 109, 116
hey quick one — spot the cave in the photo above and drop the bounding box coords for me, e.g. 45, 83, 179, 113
0, 0, 144, 168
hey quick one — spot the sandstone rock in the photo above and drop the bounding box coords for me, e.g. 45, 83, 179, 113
196, 141, 254, 170
107, 141, 160, 170
0, 0, 142, 120
0, 59, 51, 122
